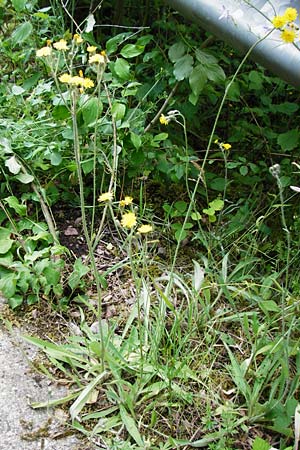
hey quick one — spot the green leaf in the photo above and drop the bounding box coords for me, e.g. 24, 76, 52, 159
209, 177, 226, 191
114, 58, 131, 80
209, 199, 224, 211
5, 156, 21, 174
130, 132, 142, 150
168, 42, 186, 62
189, 65, 207, 104
252, 437, 270, 450
82, 97, 102, 126
70, 372, 108, 421
277, 129, 299, 151
195, 49, 217, 65
106, 32, 131, 54
50, 152, 62, 166
0, 273, 17, 297
4, 196, 26, 216
52, 105, 70, 120
120, 44, 145, 58
239, 165, 249, 176
15, 173, 34, 184
205, 63, 226, 83
11, 0, 26, 11
111, 102, 126, 121
259, 300, 280, 313
173, 54, 194, 81
119, 405, 144, 447
174, 200, 187, 213
9, 295, 23, 309
11, 22, 33, 46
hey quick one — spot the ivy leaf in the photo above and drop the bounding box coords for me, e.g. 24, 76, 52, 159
173, 54, 194, 81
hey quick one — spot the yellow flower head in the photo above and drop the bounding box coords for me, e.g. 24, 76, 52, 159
137, 224, 153, 234
159, 114, 169, 125
89, 53, 106, 64
53, 39, 69, 51
59, 73, 72, 83
87, 45, 97, 53
82, 77, 94, 88
283, 7, 298, 22
101, 50, 106, 56
98, 192, 113, 202
69, 75, 83, 86
272, 15, 287, 29
73, 33, 83, 44
36, 46, 52, 57
119, 196, 133, 207
121, 212, 137, 229
221, 143, 232, 150
281, 28, 296, 43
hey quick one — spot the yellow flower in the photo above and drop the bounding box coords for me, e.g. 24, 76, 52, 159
87, 45, 97, 53
119, 196, 133, 207
137, 224, 153, 234
159, 114, 169, 125
283, 7, 298, 22
98, 192, 113, 202
69, 75, 83, 86
89, 53, 106, 64
53, 39, 69, 51
272, 15, 287, 29
121, 212, 137, 229
36, 46, 52, 57
82, 77, 94, 88
221, 143, 232, 150
73, 33, 83, 44
281, 28, 296, 43
59, 73, 72, 83
101, 50, 106, 56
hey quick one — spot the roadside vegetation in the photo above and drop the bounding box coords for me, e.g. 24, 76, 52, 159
0, 1, 300, 449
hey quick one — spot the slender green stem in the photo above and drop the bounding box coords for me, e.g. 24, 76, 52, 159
71, 89, 105, 371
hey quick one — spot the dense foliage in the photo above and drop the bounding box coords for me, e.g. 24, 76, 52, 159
0, 1, 300, 449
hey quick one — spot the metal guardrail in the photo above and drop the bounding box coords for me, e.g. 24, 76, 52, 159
166, 0, 300, 87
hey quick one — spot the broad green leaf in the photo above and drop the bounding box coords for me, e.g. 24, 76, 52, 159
130, 132, 142, 149
12, 0, 26, 11
52, 105, 70, 120
277, 129, 299, 151
119, 405, 144, 447
50, 152, 62, 166
209, 199, 224, 211
15, 173, 34, 183
259, 300, 280, 313
209, 177, 226, 191
114, 58, 131, 80
111, 102, 126, 121
11, 22, 33, 46
9, 295, 23, 309
239, 165, 248, 176
0, 273, 17, 297
168, 42, 186, 62
4, 196, 26, 215
195, 49, 217, 65
5, 156, 21, 174
11, 85, 25, 95
120, 44, 145, 58
173, 54, 194, 81
106, 32, 131, 54
205, 63, 226, 83
174, 200, 187, 213
252, 437, 270, 450
82, 97, 102, 126
189, 65, 207, 104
